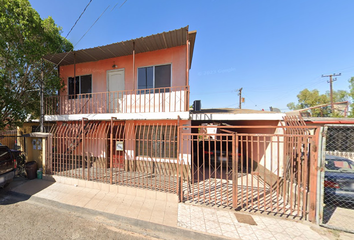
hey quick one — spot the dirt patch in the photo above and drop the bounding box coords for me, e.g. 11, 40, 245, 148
234, 213, 257, 225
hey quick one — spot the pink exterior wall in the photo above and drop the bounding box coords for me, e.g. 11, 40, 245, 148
55, 119, 191, 161
59, 45, 187, 95
125, 119, 191, 162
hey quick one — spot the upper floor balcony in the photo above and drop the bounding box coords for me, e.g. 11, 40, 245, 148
44, 85, 189, 115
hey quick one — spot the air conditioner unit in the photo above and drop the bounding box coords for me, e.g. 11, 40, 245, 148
193, 100, 201, 111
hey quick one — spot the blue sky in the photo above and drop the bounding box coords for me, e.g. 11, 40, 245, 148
29, 0, 354, 111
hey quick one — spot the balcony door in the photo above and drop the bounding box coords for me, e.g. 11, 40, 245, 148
107, 69, 125, 113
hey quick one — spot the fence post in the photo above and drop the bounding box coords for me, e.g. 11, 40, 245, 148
232, 133, 237, 209
82, 118, 86, 180
110, 117, 117, 184
308, 128, 320, 222
316, 126, 326, 225
177, 116, 182, 201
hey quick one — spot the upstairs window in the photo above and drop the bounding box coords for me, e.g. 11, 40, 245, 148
137, 64, 171, 93
68, 75, 92, 98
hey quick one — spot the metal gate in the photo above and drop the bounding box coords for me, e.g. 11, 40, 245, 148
319, 124, 354, 233
177, 125, 319, 220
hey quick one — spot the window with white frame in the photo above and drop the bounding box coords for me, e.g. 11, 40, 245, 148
137, 64, 171, 93
68, 74, 92, 98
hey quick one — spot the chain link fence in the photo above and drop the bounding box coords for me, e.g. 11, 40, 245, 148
320, 125, 354, 233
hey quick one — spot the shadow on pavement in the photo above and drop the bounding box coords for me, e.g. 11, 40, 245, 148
0, 175, 55, 205
322, 201, 354, 224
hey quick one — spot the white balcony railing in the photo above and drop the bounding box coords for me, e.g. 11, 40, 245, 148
45, 86, 189, 115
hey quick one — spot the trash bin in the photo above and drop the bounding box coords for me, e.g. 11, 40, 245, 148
25, 161, 38, 180
37, 169, 43, 179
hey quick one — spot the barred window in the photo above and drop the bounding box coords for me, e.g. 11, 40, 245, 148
136, 125, 177, 158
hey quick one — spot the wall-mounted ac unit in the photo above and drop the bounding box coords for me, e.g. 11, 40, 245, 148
193, 100, 201, 111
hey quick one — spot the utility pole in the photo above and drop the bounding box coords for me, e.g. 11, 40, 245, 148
238, 88, 243, 109
321, 73, 341, 114
40, 64, 44, 133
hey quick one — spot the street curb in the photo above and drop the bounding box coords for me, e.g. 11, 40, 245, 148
7, 191, 233, 240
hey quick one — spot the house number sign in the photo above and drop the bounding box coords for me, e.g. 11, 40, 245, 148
116, 141, 123, 151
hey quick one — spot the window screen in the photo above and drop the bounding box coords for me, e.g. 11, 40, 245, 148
80, 75, 92, 94
68, 75, 92, 97
155, 65, 171, 88
138, 67, 153, 89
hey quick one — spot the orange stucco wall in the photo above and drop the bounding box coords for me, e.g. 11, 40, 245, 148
59, 45, 187, 95
54, 119, 191, 160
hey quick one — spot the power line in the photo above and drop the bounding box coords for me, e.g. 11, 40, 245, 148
111, 0, 128, 11
47, 0, 92, 63
74, 0, 129, 47
65, 0, 93, 39
74, 5, 110, 48
260, 78, 324, 106
192, 90, 234, 95
55, 0, 129, 67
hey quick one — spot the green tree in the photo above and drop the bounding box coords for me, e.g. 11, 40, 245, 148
287, 88, 348, 117
348, 77, 354, 117
0, 0, 73, 130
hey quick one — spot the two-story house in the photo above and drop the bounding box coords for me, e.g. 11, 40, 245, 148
42, 26, 196, 191
40, 26, 320, 221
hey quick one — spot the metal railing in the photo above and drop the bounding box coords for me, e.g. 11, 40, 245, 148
45, 86, 189, 115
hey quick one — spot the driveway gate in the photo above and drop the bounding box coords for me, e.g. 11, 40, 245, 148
178, 125, 319, 220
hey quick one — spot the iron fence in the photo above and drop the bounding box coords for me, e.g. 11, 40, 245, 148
48, 121, 320, 220
320, 124, 354, 233
178, 125, 319, 220
49, 120, 180, 193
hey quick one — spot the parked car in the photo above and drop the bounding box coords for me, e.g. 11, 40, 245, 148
193, 140, 252, 171
0, 145, 17, 188
324, 155, 354, 204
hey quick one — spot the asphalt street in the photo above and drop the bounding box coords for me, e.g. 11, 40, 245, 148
0, 177, 224, 240
0, 192, 159, 240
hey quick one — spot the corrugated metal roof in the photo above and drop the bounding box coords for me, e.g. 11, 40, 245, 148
43, 26, 196, 67
188, 30, 196, 68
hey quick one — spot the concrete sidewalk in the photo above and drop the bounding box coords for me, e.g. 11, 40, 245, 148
7, 177, 338, 240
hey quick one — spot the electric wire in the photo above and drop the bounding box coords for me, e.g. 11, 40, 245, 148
47, 0, 93, 62
111, 0, 128, 11
55, 0, 128, 67
65, 0, 93, 39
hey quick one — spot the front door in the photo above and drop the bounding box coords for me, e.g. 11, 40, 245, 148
107, 69, 125, 113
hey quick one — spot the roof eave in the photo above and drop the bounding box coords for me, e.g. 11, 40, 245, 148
43, 26, 195, 67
